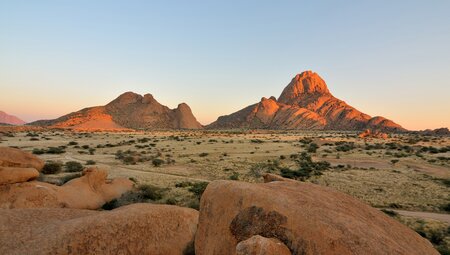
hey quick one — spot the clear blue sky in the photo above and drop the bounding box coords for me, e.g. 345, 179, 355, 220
1, 0, 449, 130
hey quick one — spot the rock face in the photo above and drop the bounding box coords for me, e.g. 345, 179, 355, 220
195, 178, 438, 255
30, 92, 203, 130
358, 129, 389, 139
0, 147, 44, 171
0, 167, 39, 185
208, 71, 405, 131
0, 111, 26, 125
0, 167, 133, 209
0, 203, 198, 255
236, 235, 291, 255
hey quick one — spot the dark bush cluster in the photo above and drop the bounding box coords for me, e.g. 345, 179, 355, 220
335, 141, 355, 152
42, 161, 63, 174
280, 152, 330, 181
32, 146, 66, 155
65, 161, 84, 172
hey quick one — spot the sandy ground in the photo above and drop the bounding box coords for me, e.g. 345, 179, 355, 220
1, 130, 448, 213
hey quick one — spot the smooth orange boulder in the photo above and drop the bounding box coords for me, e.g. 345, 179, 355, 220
0, 147, 44, 171
0, 167, 133, 209
0, 204, 198, 255
0, 166, 39, 185
195, 178, 438, 255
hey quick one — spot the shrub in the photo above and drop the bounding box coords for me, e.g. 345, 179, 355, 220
391, 159, 399, 165
65, 161, 83, 172
299, 138, 312, 144
32, 148, 45, 155
441, 203, 450, 212
175, 181, 194, 188
152, 158, 165, 167
138, 184, 166, 200
123, 156, 137, 165
68, 141, 78, 146
42, 161, 62, 174
249, 160, 280, 177
335, 141, 355, 152
280, 152, 330, 181
46, 146, 66, 154
188, 182, 209, 197
229, 172, 240, 180
102, 199, 119, 210
381, 209, 398, 217
59, 173, 82, 184
199, 152, 209, 157
85, 160, 96, 165
307, 143, 319, 153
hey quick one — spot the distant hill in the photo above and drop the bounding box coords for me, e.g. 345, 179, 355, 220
30, 92, 203, 130
207, 71, 405, 131
0, 111, 26, 125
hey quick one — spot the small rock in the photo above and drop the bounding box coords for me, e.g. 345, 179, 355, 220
236, 235, 291, 255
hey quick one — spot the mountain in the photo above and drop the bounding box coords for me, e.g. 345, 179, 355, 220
207, 71, 405, 131
31, 92, 203, 130
0, 111, 26, 125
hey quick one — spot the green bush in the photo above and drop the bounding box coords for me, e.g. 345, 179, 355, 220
229, 172, 240, 180
188, 182, 209, 197
65, 161, 84, 172
152, 158, 165, 167
391, 159, 399, 165
138, 184, 166, 200
335, 141, 355, 152
307, 143, 319, 153
46, 146, 66, 154
85, 160, 96, 165
59, 173, 82, 184
32, 148, 45, 155
42, 161, 62, 174
280, 152, 330, 181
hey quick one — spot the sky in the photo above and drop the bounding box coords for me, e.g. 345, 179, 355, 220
1, 1, 449, 130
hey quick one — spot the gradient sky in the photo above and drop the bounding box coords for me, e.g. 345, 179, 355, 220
1, 1, 449, 130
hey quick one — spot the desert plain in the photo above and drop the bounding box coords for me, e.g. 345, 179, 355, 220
1, 128, 449, 252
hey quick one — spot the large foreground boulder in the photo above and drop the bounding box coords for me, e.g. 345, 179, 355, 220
0, 147, 44, 171
195, 178, 438, 255
0, 167, 133, 209
0, 203, 198, 255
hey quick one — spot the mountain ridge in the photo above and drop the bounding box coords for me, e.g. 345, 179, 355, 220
207, 71, 405, 131
0, 111, 26, 125
30, 92, 203, 130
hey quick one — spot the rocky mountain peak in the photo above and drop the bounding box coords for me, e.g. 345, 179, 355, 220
278, 71, 330, 104
107, 92, 142, 106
